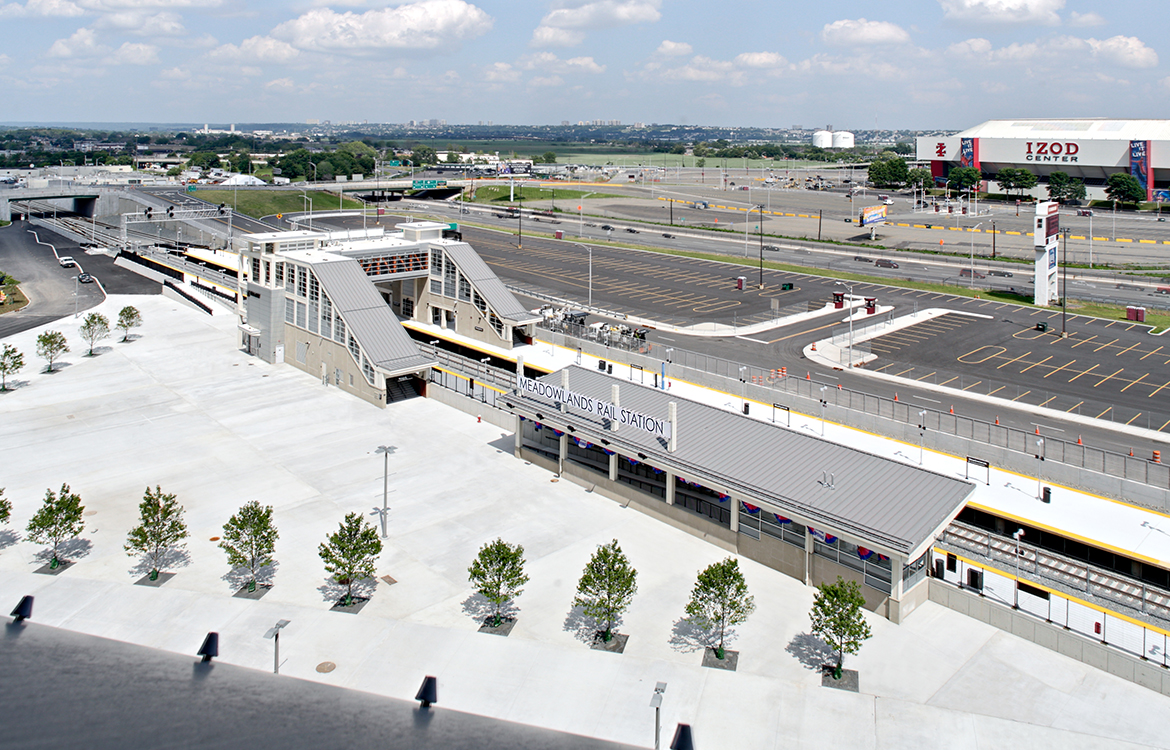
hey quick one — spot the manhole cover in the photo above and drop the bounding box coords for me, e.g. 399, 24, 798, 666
316, 662, 336, 673
209, 536, 220, 542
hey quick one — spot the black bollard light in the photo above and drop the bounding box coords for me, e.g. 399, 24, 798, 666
415, 675, 438, 708
670, 723, 695, 750
197, 632, 219, 663
10, 595, 33, 623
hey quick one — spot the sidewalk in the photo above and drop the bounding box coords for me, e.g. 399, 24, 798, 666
0, 296, 1166, 749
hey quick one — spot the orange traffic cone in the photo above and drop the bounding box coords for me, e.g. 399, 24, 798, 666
949, 405, 954, 414
995, 416, 999, 425
894, 393, 898, 401
1035, 426, 1040, 435
811, 341, 817, 351
1077, 435, 1082, 445
806, 371, 810, 380
1129, 448, 1134, 457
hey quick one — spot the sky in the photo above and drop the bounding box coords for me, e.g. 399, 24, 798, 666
1, 0, 1168, 130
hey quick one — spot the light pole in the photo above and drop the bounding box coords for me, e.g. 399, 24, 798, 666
374, 445, 394, 538
819, 385, 828, 436
1013, 529, 1025, 608
300, 190, 313, 231
263, 619, 291, 674
835, 281, 855, 367
739, 366, 747, 411
1061, 228, 1069, 337
1088, 212, 1093, 269
1035, 438, 1045, 499
756, 205, 765, 289
73, 274, 79, 318
650, 682, 667, 750
918, 410, 927, 465
569, 242, 593, 307
969, 222, 983, 288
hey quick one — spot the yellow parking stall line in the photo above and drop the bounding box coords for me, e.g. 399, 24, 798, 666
1019, 356, 1053, 373
1095, 406, 1112, 419
939, 376, 959, 386
1105, 321, 1120, 328
1125, 323, 1139, 331
1117, 342, 1142, 357
988, 385, 1006, 396
978, 300, 996, 307
1045, 311, 1061, 318
1071, 335, 1098, 348
1066, 401, 1083, 413
962, 380, 983, 391
893, 367, 916, 377
1121, 374, 1148, 393
1068, 364, 1099, 383
1039, 395, 1059, 407
873, 363, 897, 373
1043, 359, 1076, 378
1140, 346, 1163, 361
997, 351, 1033, 370
1126, 412, 1144, 426
1012, 389, 1032, 401
1161, 418, 1170, 431
1093, 338, 1119, 352
916, 371, 937, 381
1093, 368, 1125, 388
1148, 380, 1170, 399
1029, 309, 1045, 316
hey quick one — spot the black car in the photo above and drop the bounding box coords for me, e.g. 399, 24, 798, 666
853, 256, 873, 263
662, 233, 674, 239
762, 245, 780, 251
624, 228, 638, 234
988, 270, 1014, 277
77, 273, 95, 283
601, 224, 613, 230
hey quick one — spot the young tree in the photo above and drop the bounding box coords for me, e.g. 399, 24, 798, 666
26, 483, 85, 566
124, 486, 189, 580
0, 343, 23, 390
468, 538, 529, 628
541, 151, 557, 165
809, 576, 873, 678
116, 306, 142, 342
1014, 168, 1038, 197
684, 557, 756, 659
35, 330, 69, 372
319, 511, 382, 606
573, 539, 638, 642
1047, 171, 1071, 202
0, 487, 10, 524
1106, 172, 1146, 205
219, 500, 279, 590
79, 312, 110, 355
948, 166, 983, 191
1067, 178, 1087, 203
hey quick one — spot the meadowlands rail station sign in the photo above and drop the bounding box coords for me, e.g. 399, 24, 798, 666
518, 376, 672, 439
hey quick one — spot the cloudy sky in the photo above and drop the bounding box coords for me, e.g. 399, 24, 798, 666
1, 0, 1167, 129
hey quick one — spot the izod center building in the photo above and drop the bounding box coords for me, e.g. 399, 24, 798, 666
916, 119, 1170, 202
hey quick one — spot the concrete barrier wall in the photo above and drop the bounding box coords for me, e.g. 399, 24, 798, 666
929, 579, 1170, 697
540, 331, 1168, 509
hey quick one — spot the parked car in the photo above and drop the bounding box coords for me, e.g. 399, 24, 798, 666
77, 273, 95, 283
58, 256, 76, 268
875, 259, 899, 268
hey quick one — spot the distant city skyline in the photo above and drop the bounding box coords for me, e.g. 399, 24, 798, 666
1, 0, 1166, 130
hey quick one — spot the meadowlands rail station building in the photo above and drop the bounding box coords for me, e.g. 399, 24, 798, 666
917, 118, 1170, 201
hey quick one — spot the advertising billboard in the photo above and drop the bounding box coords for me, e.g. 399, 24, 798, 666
959, 138, 979, 170
860, 205, 888, 227
1131, 140, 1152, 202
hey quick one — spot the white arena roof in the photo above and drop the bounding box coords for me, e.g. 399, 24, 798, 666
957, 119, 1170, 142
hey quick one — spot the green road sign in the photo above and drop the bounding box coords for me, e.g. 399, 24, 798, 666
186, 185, 196, 193
388, 161, 401, 167
412, 179, 447, 189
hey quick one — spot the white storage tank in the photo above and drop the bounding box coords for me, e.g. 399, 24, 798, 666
831, 131, 855, 149
813, 130, 833, 148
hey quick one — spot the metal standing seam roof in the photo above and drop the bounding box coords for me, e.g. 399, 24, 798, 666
439, 241, 541, 325
308, 256, 436, 376
506, 366, 975, 559
958, 119, 1170, 141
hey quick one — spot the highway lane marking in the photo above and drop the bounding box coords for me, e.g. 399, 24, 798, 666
1067, 363, 1099, 383
1121, 373, 1148, 393
1043, 359, 1076, 378
1092, 368, 1125, 388
1140, 346, 1164, 361
1019, 355, 1053, 373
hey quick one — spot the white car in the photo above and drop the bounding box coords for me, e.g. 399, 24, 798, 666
58, 256, 76, 268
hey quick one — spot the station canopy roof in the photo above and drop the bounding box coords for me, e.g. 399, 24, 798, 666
505, 365, 976, 560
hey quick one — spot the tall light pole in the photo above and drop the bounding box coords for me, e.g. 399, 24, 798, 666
263, 619, 291, 674
73, 274, 79, 318
1061, 228, 1069, 337
756, 205, 765, 289
569, 242, 593, 307
1035, 438, 1045, 499
836, 281, 854, 367
375, 445, 393, 538
650, 682, 667, 750
819, 385, 828, 436
969, 222, 983, 288
1013, 529, 1025, 609
918, 410, 927, 465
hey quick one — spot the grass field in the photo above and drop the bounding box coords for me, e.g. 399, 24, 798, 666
0, 276, 29, 315
189, 189, 364, 219
469, 185, 626, 205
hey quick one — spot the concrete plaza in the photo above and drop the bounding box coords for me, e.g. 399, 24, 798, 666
0, 295, 1166, 749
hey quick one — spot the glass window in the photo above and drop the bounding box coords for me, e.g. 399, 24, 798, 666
308, 301, 319, 334
430, 279, 442, 295
297, 266, 306, 298
489, 312, 503, 336
348, 331, 360, 362
285, 297, 295, 324
430, 248, 443, 275
275, 262, 284, 286
334, 313, 345, 344
362, 354, 374, 384
251, 257, 260, 281
473, 290, 486, 314
321, 297, 333, 339
295, 301, 306, 328
458, 273, 472, 302
443, 257, 456, 298
263, 261, 271, 285
308, 271, 319, 302
402, 298, 414, 318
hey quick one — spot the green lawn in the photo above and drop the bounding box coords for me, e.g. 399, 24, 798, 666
470, 185, 626, 205
188, 188, 364, 219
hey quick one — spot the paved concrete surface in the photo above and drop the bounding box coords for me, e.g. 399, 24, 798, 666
1, 295, 1167, 749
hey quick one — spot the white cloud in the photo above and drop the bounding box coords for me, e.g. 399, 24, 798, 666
158, 67, 188, 80
0, 53, 10, 67
822, 18, 910, 46
77, 0, 222, 8
519, 52, 605, 74
1067, 10, 1104, 27
656, 40, 691, 57
528, 75, 564, 87
483, 62, 520, 82
214, 35, 300, 63
265, 77, 295, 92
733, 51, 787, 69
0, 0, 82, 17
92, 10, 184, 35
531, 0, 660, 48
948, 34, 1157, 68
272, 0, 493, 52
111, 41, 157, 64
47, 27, 107, 57
938, 0, 1064, 25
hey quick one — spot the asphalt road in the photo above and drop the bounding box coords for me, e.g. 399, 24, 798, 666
0, 219, 160, 339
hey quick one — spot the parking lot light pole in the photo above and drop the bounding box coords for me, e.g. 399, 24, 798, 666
569, 242, 593, 307
819, 385, 828, 436
757, 205, 765, 289
1035, 438, 1045, 499
1061, 228, 1069, 337
650, 682, 667, 750
263, 619, 291, 674
969, 223, 983, 288
918, 410, 927, 465
1013, 529, 1025, 608
375, 445, 393, 538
